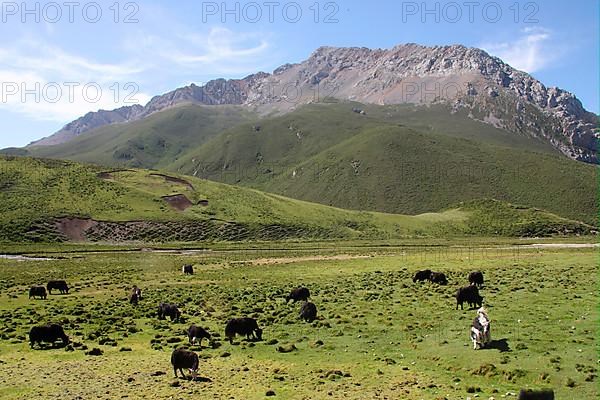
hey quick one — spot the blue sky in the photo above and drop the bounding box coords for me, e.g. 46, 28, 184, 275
0, 0, 598, 148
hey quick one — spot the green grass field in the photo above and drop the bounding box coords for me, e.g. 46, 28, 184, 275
0, 241, 596, 399
0, 156, 594, 244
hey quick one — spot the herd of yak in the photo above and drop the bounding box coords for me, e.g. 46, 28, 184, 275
24, 264, 554, 399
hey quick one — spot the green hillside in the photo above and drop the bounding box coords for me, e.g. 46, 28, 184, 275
168, 103, 597, 225
28, 104, 256, 169
20, 102, 597, 225
240, 123, 597, 225
0, 156, 593, 243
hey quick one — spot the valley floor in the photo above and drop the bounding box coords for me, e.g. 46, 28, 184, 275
0, 239, 597, 399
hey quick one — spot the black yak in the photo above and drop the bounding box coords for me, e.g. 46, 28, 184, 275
29, 324, 69, 348
182, 264, 194, 275
456, 285, 483, 310
47, 280, 69, 294
171, 348, 199, 379
429, 272, 448, 285
188, 325, 211, 346
468, 271, 484, 287
517, 389, 555, 400
299, 302, 317, 323
412, 269, 432, 283
29, 286, 47, 300
158, 303, 181, 321
225, 317, 262, 344
286, 287, 310, 303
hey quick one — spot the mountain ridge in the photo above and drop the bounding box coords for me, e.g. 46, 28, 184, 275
26, 43, 599, 163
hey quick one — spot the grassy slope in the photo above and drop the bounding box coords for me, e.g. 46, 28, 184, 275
19, 102, 598, 224
19, 102, 596, 223
252, 124, 597, 224
29, 104, 256, 169
0, 156, 463, 242
169, 102, 557, 177
0, 156, 593, 243
0, 245, 596, 399
165, 103, 596, 224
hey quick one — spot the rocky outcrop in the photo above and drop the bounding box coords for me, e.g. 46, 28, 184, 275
30, 44, 598, 163
247, 44, 598, 162
50, 217, 334, 242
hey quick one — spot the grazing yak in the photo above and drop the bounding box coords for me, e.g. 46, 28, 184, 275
129, 286, 142, 305
299, 301, 317, 323
468, 271, 484, 287
29, 324, 69, 348
517, 389, 554, 400
470, 307, 491, 349
188, 325, 211, 346
429, 271, 448, 285
225, 317, 263, 344
456, 285, 484, 310
158, 303, 181, 321
182, 264, 194, 275
412, 269, 432, 283
286, 287, 310, 303
171, 348, 199, 379
29, 286, 47, 300
47, 280, 69, 294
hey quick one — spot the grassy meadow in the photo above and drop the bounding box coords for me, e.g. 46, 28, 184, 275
0, 241, 596, 399
0, 156, 594, 244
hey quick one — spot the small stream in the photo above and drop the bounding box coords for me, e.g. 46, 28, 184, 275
0, 254, 55, 261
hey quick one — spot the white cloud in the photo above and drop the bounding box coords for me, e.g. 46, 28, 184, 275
0, 25, 272, 123
0, 40, 152, 122
123, 26, 272, 75
480, 27, 561, 73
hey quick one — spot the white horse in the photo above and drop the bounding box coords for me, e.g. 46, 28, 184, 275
470, 307, 491, 349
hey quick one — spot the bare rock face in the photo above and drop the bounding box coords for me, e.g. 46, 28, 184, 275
30, 44, 598, 163
246, 44, 598, 163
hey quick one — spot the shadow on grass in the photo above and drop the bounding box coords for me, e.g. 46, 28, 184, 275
192, 376, 213, 383
485, 338, 511, 352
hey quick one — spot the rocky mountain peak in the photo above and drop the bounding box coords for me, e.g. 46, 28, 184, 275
29, 43, 598, 163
